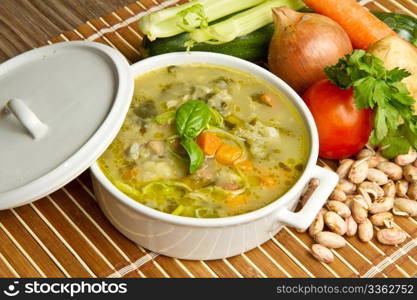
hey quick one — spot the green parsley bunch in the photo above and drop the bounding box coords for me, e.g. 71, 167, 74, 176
325, 50, 416, 158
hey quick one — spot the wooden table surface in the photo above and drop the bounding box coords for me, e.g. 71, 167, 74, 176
0, 0, 138, 63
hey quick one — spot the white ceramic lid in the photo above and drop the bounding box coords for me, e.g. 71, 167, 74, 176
0, 41, 133, 209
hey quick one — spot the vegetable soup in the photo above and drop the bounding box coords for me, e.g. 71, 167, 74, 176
98, 64, 309, 218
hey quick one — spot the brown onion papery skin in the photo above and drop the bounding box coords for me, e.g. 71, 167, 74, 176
268, 7, 353, 94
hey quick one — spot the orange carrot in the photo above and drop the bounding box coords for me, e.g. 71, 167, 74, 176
197, 132, 223, 156
215, 144, 243, 165
226, 194, 247, 207
236, 160, 254, 173
303, 0, 396, 49
260, 176, 277, 187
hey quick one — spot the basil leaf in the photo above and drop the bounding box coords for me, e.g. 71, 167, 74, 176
174, 100, 212, 174
176, 100, 211, 138
180, 137, 204, 174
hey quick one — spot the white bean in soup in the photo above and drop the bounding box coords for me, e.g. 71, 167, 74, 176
98, 64, 309, 218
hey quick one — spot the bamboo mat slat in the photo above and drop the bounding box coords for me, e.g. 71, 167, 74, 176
1, 0, 417, 278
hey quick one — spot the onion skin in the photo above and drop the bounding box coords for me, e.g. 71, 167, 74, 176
268, 7, 353, 94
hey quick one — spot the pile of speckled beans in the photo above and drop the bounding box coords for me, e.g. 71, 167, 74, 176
298, 148, 417, 264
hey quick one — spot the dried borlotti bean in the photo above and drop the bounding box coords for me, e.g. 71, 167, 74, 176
395, 152, 417, 166
403, 165, 417, 182
358, 181, 384, 198
352, 195, 368, 224
344, 196, 355, 209
393, 198, 417, 217
407, 182, 417, 200
376, 162, 403, 181
369, 197, 394, 214
324, 211, 347, 235
367, 168, 389, 185
368, 153, 388, 168
336, 159, 354, 179
319, 207, 329, 215
377, 228, 407, 246
345, 216, 358, 237
309, 212, 324, 237
326, 201, 351, 218
370, 212, 394, 227
358, 188, 373, 207
396, 180, 409, 197
336, 179, 356, 195
315, 231, 346, 249
295, 147, 416, 257
311, 244, 334, 264
358, 218, 374, 242
329, 188, 347, 202
383, 180, 396, 198
357, 149, 375, 160
349, 159, 369, 184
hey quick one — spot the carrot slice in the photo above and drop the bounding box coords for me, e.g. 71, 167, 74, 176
260, 176, 277, 187
226, 194, 247, 207
215, 144, 243, 165
197, 132, 223, 156
303, 0, 396, 49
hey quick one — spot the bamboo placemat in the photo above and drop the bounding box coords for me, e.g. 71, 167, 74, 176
1, 0, 417, 278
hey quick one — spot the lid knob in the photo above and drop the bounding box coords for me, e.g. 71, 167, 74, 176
6, 98, 48, 140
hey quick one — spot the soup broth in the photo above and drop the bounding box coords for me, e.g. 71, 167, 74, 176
99, 64, 309, 218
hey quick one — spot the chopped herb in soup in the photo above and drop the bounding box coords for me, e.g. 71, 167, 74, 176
98, 64, 309, 218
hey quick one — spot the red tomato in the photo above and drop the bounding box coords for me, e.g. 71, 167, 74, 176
303, 79, 373, 159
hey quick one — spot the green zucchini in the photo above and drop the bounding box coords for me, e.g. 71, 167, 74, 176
143, 23, 274, 62
143, 11, 417, 61
372, 12, 417, 47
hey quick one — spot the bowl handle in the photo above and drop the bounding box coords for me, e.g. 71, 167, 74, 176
274, 165, 339, 230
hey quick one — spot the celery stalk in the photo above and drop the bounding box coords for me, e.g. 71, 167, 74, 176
139, 0, 265, 41
189, 0, 305, 44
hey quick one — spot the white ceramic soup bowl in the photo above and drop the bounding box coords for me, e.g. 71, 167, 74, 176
90, 52, 338, 260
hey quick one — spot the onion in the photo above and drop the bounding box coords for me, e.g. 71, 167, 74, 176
268, 7, 353, 94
